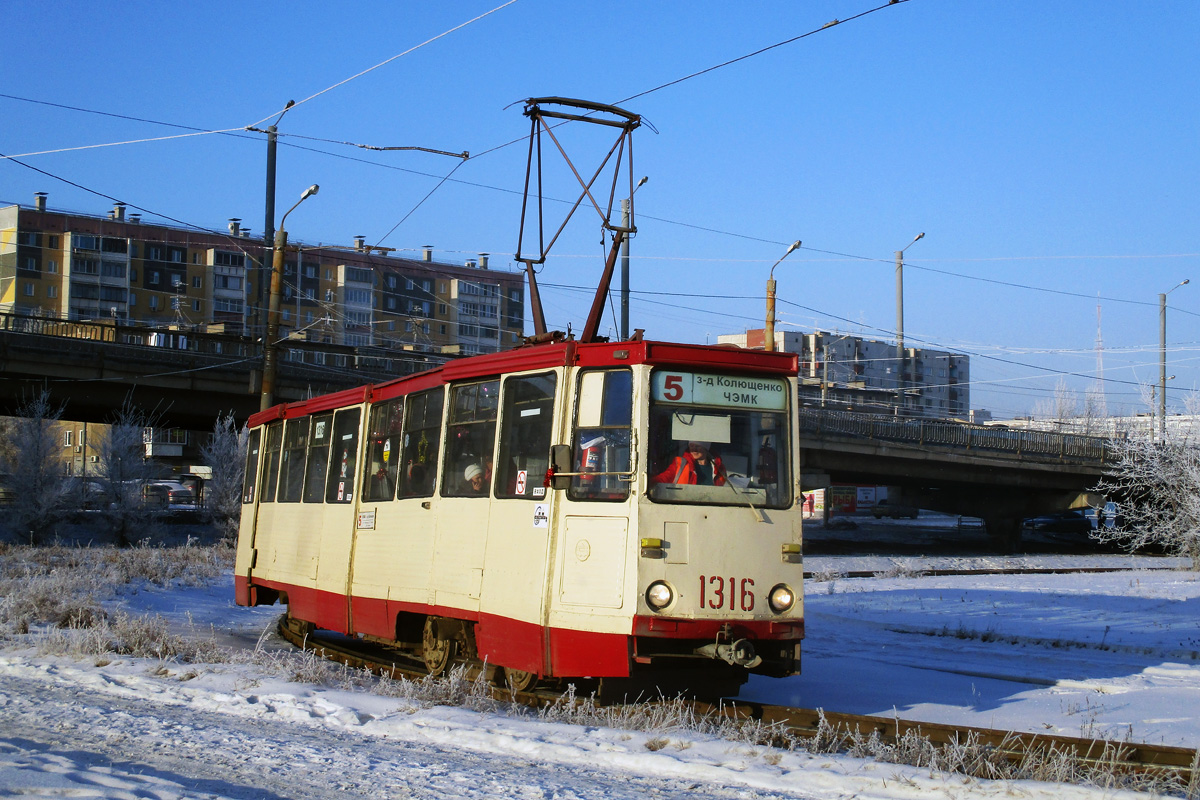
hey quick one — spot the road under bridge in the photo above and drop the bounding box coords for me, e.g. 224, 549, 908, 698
798, 408, 1110, 548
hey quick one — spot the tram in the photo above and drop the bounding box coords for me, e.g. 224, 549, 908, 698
234, 97, 804, 696
234, 338, 803, 695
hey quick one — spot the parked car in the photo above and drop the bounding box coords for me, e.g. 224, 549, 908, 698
1021, 509, 1093, 534
872, 500, 919, 519
141, 480, 196, 509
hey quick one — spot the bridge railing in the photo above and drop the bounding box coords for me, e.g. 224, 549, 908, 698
797, 407, 1110, 463
0, 311, 445, 384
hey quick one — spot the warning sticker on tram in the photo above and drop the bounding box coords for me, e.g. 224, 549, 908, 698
515, 469, 527, 495
652, 372, 787, 410
533, 504, 549, 528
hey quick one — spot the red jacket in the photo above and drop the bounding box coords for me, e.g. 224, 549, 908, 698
652, 452, 725, 486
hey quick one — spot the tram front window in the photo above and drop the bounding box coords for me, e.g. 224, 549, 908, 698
647, 370, 791, 509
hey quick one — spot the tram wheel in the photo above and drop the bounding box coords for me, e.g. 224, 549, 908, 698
421, 618, 457, 676
497, 667, 538, 693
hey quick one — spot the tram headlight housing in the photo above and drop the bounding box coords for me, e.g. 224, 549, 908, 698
645, 581, 674, 611
767, 583, 796, 614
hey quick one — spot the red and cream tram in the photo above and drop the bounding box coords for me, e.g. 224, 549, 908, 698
234, 338, 804, 696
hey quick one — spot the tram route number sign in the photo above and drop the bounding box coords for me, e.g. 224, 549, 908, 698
652, 371, 787, 410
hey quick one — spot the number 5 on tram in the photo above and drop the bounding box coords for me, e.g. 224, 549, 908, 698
235, 338, 804, 697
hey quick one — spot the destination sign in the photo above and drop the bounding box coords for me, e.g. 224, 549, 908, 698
651, 371, 787, 410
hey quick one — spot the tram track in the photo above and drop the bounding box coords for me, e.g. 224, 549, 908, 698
804, 563, 1184, 579
277, 614, 1198, 788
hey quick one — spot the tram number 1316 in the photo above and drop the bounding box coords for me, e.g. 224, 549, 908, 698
699, 576, 755, 611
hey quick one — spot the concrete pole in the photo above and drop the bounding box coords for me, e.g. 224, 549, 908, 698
260, 125, 279, 342
260, 230, 287, 412
1160, 291, 1167, 439
895, 249, 905, 411
764, 277, 776, 352
620, 197, 630, 341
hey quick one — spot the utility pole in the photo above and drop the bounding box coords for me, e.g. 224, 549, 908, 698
257, 100, 294, 342
260, 184, 318, 412
1160, 279, 1189, 438
619, 177, 647, 341
894, 232, 925, 414
764, 240, 802, 352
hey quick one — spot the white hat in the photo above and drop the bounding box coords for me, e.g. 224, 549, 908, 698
464, 464, 483, 481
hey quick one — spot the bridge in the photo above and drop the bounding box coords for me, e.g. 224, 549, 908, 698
0, 315, 1115, 546
798, 407, 1110, 546
0, 313, 441, 429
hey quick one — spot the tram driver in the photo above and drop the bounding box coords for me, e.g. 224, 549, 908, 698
652, 440, 726, 486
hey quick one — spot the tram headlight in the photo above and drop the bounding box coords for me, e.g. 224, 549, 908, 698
767, 584, 796, 614
645, 581, 674, 611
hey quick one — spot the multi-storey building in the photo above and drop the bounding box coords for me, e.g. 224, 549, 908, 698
719, 328, 970, 419
0, 195, 524, 356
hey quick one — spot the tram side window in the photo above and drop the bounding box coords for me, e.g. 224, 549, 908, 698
495, 372, 557, 500
277, 417, 309, 503
325, 408, 362, 503
569, 370, 633, 501
303, 413, 334, 503
398, 387, 443, 498
260, 422, 284, 503
241, 428, 262, 504
442, 380, 499, 497
363, 398, 403, 502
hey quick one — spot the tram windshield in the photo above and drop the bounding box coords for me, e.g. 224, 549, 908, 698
647, 370, 791, 509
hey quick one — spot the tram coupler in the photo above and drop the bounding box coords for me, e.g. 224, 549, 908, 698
696, 624, 762, 668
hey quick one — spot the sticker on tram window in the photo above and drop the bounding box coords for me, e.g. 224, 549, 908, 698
515, 469, 528, 495
652, 372, 787, 410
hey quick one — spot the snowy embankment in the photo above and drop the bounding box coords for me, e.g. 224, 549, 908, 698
0, 545, 1196, 799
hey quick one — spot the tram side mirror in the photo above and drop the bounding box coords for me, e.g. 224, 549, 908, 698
549, 444, 572, 490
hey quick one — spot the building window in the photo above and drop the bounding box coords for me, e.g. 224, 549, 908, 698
74, 235, 99, 251
192, 276, 202, 289
47, 260, 58, 274
150, 296, 160, 311
22, 282, 34, 297
192, 300, 201, 312
47, 286, 57, 299
129, 292, 137, 307
64, 430, 74, 447
150, 270, 160, 285
147, 246, 163, 261
48, 235, 59, 249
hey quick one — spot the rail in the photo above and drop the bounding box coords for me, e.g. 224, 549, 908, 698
798, 407, 1110, 463
279, 615, 1196, 791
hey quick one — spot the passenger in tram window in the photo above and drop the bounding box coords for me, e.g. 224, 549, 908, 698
464, 463, 487, 494
651, 441, 726, 486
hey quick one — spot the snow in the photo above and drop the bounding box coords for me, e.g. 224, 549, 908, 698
1, 548, 1197, 799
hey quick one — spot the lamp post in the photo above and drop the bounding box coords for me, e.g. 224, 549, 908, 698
1160, 278, 1189, 438
260, 184, 319, 411
764, 240, 802, 352
894, 232, 924, 413
619, 176, 648, 341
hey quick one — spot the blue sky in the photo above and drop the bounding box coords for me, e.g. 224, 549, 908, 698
3, 1, 1197, 418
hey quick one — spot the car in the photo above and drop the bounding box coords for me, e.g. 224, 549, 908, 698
1020, 509, 1093, 534
141, 480, 196, 509
872, 500, 919, 519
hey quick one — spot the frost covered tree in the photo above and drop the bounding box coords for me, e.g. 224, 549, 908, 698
200, 411, 246, 542
0, 389, 72, 544
96, 399, 162, 546
1093, 393, 1200, 568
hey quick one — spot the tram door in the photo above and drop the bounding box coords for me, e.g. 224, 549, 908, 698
476, 371, 560, 675
545, 368, 636, 677
309, 407, 363, 633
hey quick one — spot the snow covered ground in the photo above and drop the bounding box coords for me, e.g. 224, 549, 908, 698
1, 544, 1197, 799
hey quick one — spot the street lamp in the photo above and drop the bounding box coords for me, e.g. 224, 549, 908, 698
260, 184, 319, 411
1160, 278, 1189, 438
619, 175, 648, 341
764, 240, 802, 352
894, 232, 924, 412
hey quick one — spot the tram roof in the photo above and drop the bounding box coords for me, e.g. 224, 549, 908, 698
248, 339, 797, 428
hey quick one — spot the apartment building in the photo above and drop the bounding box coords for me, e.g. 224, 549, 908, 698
0, 195, 524, 356
719, 328, 970, 419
